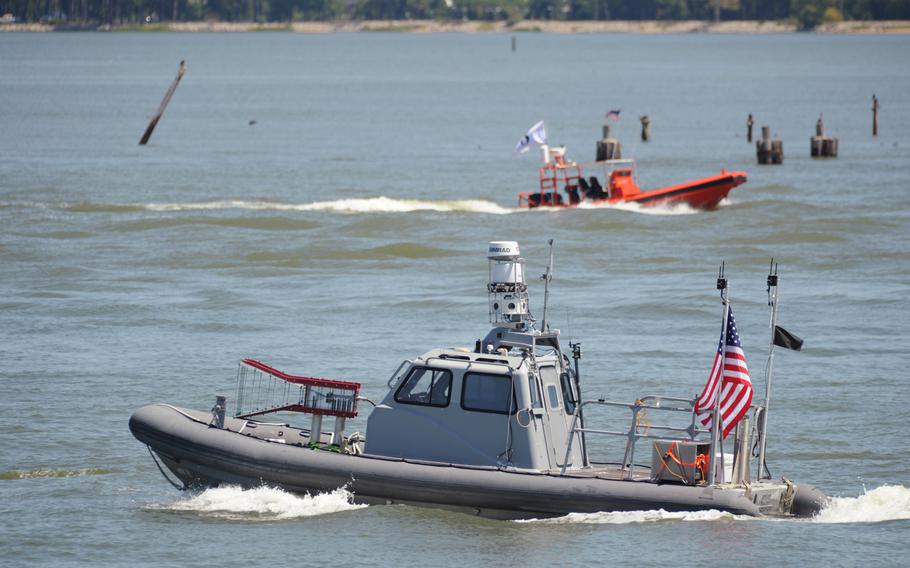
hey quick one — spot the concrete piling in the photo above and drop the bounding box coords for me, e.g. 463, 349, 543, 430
596, 124, 622, 161
757, 126, 783, 165
810, 114, 838, 158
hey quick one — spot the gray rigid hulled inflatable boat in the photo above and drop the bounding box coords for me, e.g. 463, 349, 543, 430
130, 241, 827, 520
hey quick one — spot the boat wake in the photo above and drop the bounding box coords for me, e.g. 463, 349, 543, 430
8, 197, 717, 216
141, 197, 516, 215
813, 485, 910, 524
516, 508, 745, 525
517, 485, 910, 525
0, 468, 116, 480
580, 199, 710, 216
145, 485, 367, 521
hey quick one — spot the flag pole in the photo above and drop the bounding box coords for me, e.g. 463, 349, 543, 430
708, 263, 730, 486
757, 261, 779, 480
540, 239, 555, 331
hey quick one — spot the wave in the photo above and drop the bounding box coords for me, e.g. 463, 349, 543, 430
0, 468, 116, 480
141, 197, 515, 215
145, 485, 367, 521
110, 216, 321, 232
517, 485, 910, 525
813, 485, 910, 524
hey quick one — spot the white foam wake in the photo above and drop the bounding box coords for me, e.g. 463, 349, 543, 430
517, 508, 745, 525
143, 197, 515, 215
813, 485, 910, 524
585, 199, 705, 216
146, 485, 367, 521
518, 485, 910, 526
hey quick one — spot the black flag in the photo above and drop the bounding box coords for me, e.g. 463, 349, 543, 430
773, 325, 803, 351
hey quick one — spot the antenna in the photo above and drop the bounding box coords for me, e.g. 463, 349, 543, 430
541, 239, 555, 331
716, 261, 728, 303
758, 259, 780, 480
708, 261, 730, 486
487, 241, 531, 330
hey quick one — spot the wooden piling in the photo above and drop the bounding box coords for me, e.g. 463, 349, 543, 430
511, 36, 516, 52
640, 115, 650, 142
139, 60, 186, 146
747, 113, 754, 143
872, 94, 879, 137
596, 124, 621, 161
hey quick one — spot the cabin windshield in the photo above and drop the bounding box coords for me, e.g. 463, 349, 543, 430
394, 367, 452, 407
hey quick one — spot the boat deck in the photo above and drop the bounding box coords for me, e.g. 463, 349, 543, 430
562, 464, 652, 482
229, 416, 655, 481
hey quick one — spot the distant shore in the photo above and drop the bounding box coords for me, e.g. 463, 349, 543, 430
3, 19, 910, 34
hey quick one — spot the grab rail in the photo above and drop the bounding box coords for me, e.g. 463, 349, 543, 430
386, 360, 412, 389
560, 395, 713, 478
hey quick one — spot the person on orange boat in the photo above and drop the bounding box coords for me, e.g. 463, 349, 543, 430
566, 183, 581, 205
588, 177, 607, 200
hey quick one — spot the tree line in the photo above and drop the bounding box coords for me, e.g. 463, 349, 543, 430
3, 0, 909, 28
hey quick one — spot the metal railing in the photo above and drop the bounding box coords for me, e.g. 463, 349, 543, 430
560, 395, 714, 478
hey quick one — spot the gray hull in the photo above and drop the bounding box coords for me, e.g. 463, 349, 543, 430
130, 404, 824, 520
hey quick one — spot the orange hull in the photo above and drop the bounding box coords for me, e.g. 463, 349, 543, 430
519, 170, 747, 210
617, 171, 747, 209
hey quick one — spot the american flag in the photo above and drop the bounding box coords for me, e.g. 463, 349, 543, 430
695, 306, 753, 439
606, 109, 621, 121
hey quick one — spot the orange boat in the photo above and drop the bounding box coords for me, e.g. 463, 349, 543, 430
518, 148, 747, 210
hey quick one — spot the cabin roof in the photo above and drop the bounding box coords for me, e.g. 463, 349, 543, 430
416, 348, 518, 370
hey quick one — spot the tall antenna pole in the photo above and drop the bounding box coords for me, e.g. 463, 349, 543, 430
757, 260, 780, 480
707, 262, 729, 486
540, 239, 555, 331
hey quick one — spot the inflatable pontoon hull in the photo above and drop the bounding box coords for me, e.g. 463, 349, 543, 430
130, 404, 825, 520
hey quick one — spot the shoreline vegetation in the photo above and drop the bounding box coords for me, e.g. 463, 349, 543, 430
3, 19, 910, 33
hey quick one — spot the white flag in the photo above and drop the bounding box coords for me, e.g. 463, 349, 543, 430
514, 120, 547, 154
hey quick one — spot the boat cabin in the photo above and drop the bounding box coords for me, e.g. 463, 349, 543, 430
365, 242, 585, 471
365, 345, 584, 471
608, 167, 640, 200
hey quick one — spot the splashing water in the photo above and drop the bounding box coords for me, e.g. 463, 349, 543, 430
516, 508, 745, 525
813, 485, 910, 524
600, 199, 709, 216
517, 485, 910, 525
145, 485, 367, 521
527, 198, 710, 216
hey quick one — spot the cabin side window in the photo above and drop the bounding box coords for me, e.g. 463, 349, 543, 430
546, 384, 560, 411
539, 366, 565, 412
559, 372, 577, 415
395, 367, 452, 407
461, 372, 515, 415
528, 375, 543, 409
